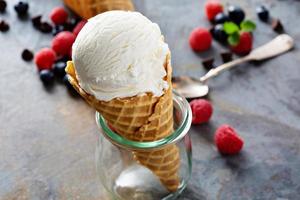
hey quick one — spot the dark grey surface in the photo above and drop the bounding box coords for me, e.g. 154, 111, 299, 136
1, 0, 300, 199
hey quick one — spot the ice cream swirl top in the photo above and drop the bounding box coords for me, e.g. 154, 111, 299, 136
72, 11, 170, 101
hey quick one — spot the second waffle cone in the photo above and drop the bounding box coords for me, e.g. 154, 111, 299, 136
65, 54, 180, 192
63, 0, 135, 19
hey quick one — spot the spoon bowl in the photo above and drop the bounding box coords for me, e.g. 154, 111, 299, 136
172, 76, 209, 99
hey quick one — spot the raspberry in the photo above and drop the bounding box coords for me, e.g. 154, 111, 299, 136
34, 48, 56, 70
205, 0, 223, 21
51, 31, 76, 56
190, 99, 213, 124
50, 7, 68, 25
231, 32, 253, 55
73, 20, 87, 36
214, 124, 244, 155
189, 28, 212, 52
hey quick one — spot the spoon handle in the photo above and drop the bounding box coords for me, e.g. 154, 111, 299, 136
199, 56, 250, 82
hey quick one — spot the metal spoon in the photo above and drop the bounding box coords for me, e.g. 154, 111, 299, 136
172, 34, 294, 99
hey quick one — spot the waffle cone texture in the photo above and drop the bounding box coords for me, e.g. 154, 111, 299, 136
65, 54, 180, 192
63, 0, 134, 19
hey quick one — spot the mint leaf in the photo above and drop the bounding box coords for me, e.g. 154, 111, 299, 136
227, 32, 240, 46
223, 22, 239, 35
240, 20, 256, 32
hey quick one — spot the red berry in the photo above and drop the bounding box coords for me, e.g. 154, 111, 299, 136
35, 48, 56, 70
51, 31, 76, 56
190, 99, 213, 124
231, 32, 253, 55
205, 0, 223, 21
189, 28, 212, 52
214, 124, 244, 155
50, 7, 68, 25
107, 123, 117, 132
73, 20, 87, 36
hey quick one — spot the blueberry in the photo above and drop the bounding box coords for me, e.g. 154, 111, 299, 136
228, 5, 245, 25
21, 49, 34, 61
0, 20, 9, 32
0, 0, 7, 13
52, 25, 65, 36
14, 1, 29, 16
39, 22, 53, 33
64, 17, 80, 31
31, 16, 53, 33
256, 5, 269, 22
220, 51, 233, 63
53, 61, 66, 79
56, 56, 70, 63
63, 75, 78, 96
31, 15, 42, 28
271, 18, 284, 33
63, 74, 77, 91
214, 13, 230, 24
202, 58, 215, 71
39, 70, 54, 85
211, 24, 228, 43
63, 74, 71, 87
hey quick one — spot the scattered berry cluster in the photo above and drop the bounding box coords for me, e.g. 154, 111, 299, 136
0, 1, 30, 32
0, 0, 6, 13
190, 1, 256, 55
0, 0, 8, 32
190, 99, 244, 155
256, 5, 284, 33
189, 0, 285, 70
32, 7, 86, 87
33, 7, 86, 88
0, 1, 86, 92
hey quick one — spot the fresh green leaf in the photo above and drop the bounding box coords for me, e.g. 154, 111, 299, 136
227, 32, 240, 46
223, 22, 240, 35
240, 20, 256, 32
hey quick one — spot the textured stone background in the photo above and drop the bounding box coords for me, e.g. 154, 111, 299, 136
0, 0, 300, 199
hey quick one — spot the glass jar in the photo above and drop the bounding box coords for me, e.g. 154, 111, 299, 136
95, 91, 192, 200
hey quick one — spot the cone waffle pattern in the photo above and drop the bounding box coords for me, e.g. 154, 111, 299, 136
63, 0, 134, 19
65, 55, 180, 192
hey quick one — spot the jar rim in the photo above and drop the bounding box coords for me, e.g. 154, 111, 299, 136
95, 90, 192, 150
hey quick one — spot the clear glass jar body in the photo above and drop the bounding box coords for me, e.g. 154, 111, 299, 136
95, 91, 192, 200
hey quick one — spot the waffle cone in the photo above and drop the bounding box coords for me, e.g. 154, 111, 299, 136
63, 0, 134, 19
65, 54, 180, 192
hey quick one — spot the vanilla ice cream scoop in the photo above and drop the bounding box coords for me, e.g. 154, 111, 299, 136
72, 11, 170, 101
